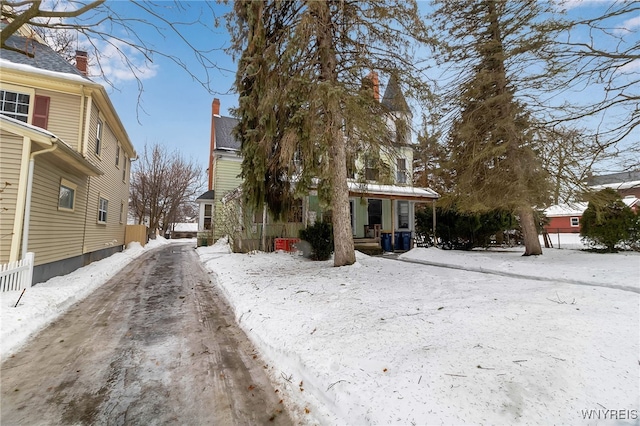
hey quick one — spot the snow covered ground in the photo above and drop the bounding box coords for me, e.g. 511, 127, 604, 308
197, 243, 639, 425
2, 237, 638, 425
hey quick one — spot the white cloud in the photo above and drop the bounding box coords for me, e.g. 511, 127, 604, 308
618, 58, 640, 74
86, 39, 158, 84
614, 15, 640, 34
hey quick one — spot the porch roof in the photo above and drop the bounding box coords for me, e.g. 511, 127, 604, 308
1, 114, 102, 176
347, 181, 439, 202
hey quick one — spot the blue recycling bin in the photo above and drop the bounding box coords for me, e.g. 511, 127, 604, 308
402, 231, 412, 250
381, 233, 392, 252
394, 232, 403, 251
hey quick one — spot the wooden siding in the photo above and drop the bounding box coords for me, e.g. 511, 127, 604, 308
28, 156, 88, 266
213, 156, 243, 239
35, 88, 81, 150
82, 111, 129, 254
0, 132, 23, 263
544, 216, 581, 234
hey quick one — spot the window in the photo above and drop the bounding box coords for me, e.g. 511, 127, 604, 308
397, 158, 407, 184
0, 90, 30, 122
570, 217, 580, 227
96, 119, 103, 156
365, 156, 379, 181
204, 204, 212, 230
287, 199, 303, 223
122, 156, 127, 182
98, 196, 108, 223
254, 207, 264, 224
346, 153, 356, 179
115, 144, 120, 167
58, 179, 76, 211
120, 200, 125, 224
395, 119, 408, 144
367, 199, 382, 226
397, 201, 409, 229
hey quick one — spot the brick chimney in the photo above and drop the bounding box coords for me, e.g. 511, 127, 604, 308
367, 72, 380, 102
208, 98, 220, 190
75, 50, 88, 76
212, 98, 221, 117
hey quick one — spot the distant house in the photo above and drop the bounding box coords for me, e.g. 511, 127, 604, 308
168, 223, 198, 239
197, 75, 439, 252
543, 203, 589, 234
586, 170, 640, 198
0, 34, 136, 284
544, 196, 639, 234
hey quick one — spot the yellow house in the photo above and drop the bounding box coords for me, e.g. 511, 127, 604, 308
0, 34, 136, 284
198, 75, 439, 253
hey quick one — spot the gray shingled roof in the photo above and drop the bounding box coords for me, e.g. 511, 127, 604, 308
196, 190, 215, 201
587, 170, 640, 186
381, 75, 410, 114
2, 35, 89, 78
214, 115, 240, 151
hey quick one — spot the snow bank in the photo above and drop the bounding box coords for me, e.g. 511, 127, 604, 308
0, 237, 172, 360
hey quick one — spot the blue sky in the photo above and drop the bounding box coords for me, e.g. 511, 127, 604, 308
89, 1, 637, 176
93, 1, 237, 173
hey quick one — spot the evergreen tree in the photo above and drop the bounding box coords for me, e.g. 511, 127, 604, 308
434, 0, 556, 256
229, 0, 430, 266
580, 188, 638, 253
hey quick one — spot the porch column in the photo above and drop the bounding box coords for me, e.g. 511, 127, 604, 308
432, 199, 437, 243
391, 199, 395, 250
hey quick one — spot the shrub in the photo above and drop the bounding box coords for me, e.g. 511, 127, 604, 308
580, 188, 638, 252
416, 205, 517, 249
299, 221, 333, 260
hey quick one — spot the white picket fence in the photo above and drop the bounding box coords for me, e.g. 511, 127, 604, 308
0, 252, 34, 292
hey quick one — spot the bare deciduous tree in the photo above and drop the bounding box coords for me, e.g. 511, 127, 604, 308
549, 1, 639, 149
1, 0, 226, 103
130, 143, 203, 235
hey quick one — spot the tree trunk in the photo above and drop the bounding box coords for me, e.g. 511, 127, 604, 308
313, 0, 355, 266
330, 137, 356, 266
519, 206, 542, 256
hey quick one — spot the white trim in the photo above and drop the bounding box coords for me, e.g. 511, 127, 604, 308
347, 181, 439, 199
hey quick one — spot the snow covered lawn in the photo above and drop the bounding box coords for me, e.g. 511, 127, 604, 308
198, 244, 639, 425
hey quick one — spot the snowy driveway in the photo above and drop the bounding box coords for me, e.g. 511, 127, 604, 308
0, 243, 291, 425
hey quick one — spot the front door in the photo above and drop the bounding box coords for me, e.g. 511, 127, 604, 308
368, 199, 382, 227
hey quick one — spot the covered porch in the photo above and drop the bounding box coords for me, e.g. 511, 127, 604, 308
347, 182, 439, 253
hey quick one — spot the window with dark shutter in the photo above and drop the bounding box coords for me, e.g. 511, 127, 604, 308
33, 95, 50, 129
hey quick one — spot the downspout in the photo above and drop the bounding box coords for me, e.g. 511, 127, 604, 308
21, 144, 58, 258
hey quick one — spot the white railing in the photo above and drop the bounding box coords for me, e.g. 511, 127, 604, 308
0, 252, 34, 292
